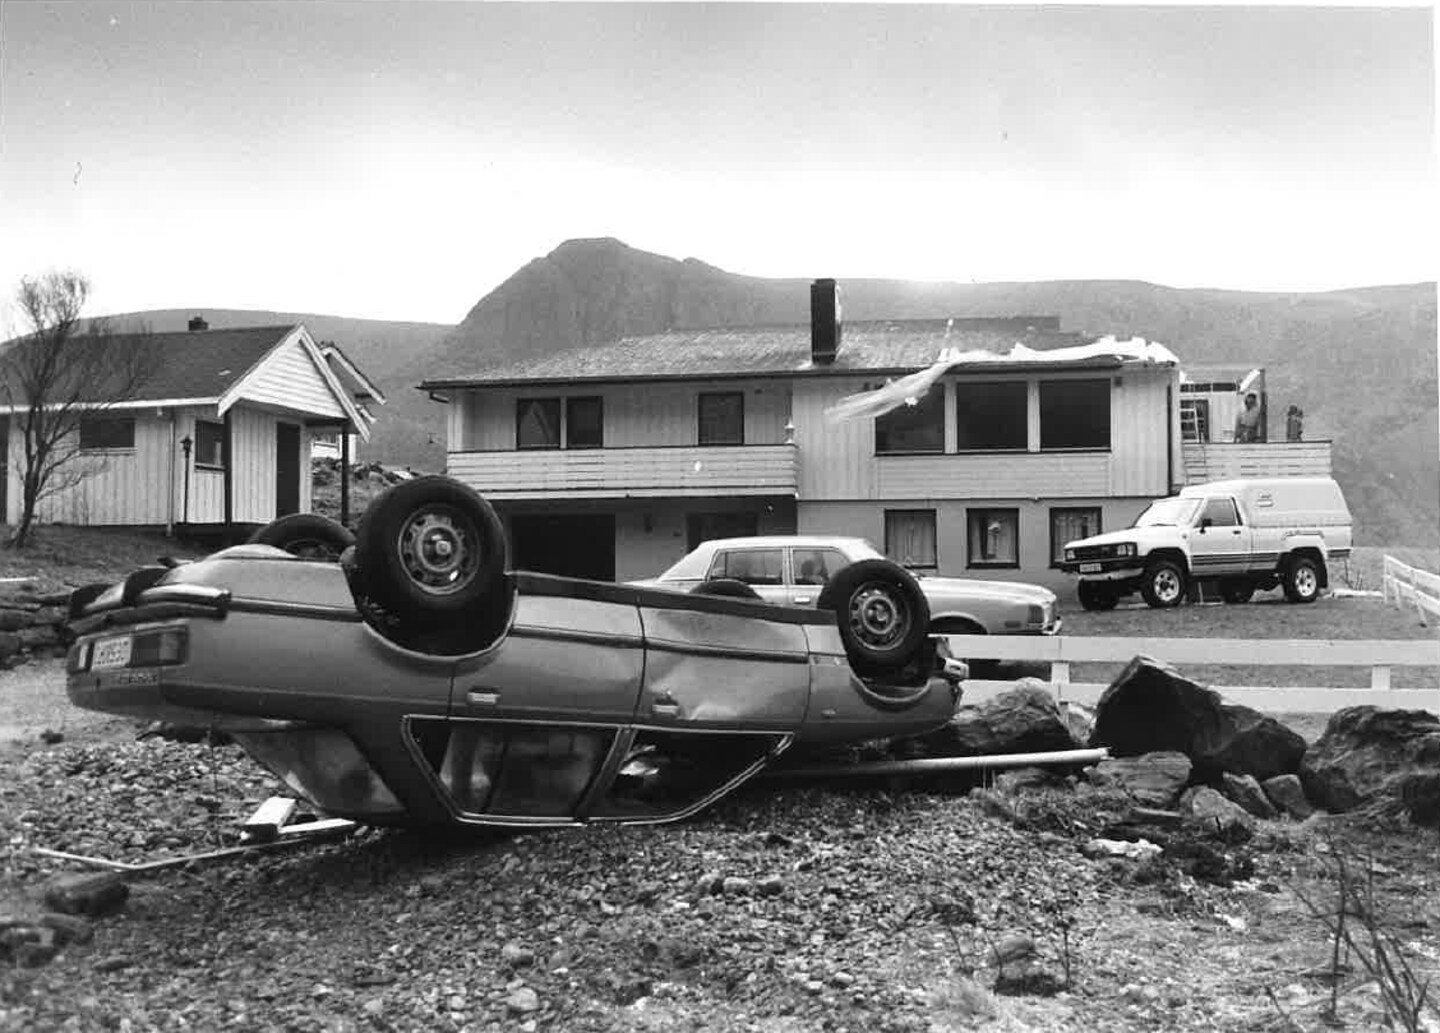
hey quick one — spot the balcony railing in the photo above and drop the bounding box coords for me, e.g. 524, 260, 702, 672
1182, 440, 1332, 484
446, 444, 799, 499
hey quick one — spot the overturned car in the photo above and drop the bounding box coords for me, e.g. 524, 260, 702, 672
66, 477, 964, 830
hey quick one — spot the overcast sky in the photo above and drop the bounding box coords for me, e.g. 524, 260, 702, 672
1, 2, 1434, 325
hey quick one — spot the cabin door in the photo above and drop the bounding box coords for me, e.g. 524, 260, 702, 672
275, 422, 301, 517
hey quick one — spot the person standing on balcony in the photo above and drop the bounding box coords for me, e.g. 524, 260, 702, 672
1285, 405, 1305, 441
1234, 392, 1263, 442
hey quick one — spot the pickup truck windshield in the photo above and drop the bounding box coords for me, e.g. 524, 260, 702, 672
1133, 497, 1202, 528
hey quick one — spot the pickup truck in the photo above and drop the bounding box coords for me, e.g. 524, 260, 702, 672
1059, 477, 1354, 610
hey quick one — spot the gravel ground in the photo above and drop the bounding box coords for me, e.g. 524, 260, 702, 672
2, 697, 1438, 1032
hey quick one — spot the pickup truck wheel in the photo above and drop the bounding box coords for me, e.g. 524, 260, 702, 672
248, 513, 355, 560
1077, 580, 1120, 611
352, 476, 508, 620
1282, 556, 1322, 603
1219, 578, 1256, 604
691, 578, 763, 600
1140, 559, 1187, 608
817, 559, 931, 676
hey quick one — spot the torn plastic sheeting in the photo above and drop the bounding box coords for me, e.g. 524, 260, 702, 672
763, 746, 1110, 780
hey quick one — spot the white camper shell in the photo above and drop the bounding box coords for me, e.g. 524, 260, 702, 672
1059, 476, 1354, 610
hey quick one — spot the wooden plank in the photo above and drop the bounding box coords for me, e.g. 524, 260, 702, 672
942, 634, 1440, 667
961, 679, 1439, 713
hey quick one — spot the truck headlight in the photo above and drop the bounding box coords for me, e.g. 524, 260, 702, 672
1064, 548, 1076, 561
1113, 543, 1137, 558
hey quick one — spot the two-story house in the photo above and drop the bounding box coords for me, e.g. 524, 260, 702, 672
420, 281, 1331, 589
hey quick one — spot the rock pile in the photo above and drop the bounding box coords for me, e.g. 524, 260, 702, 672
0, 586, 72, 667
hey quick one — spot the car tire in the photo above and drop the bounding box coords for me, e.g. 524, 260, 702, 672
1282, 555, 1322, 604
691, 578, 764, 601
817, 559, 931, 676
248, 513, 356, 560
1219, 577, 1256, 604
1140, 559, 1187, 608
1077, 580, 1120, 612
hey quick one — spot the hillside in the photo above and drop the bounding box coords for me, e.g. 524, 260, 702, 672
110, 242, 1438, 546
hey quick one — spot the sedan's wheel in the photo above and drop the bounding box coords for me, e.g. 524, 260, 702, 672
1140, 559, 1187, 608
248, 513, 356, 560
1282, 555, 1322, 604
1219, 578, 1256, 604
691, 578, 764, 600
1077, 580, 1120, 612
350, 477, 512, 653
817, 559, 930, 675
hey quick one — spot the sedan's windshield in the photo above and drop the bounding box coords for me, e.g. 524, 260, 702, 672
1133, 497, 1202, 528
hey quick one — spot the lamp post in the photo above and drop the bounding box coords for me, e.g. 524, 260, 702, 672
180, 435, 193, 525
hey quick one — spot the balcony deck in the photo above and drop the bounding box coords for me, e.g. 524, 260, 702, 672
446, 444, 799, 499
1182, 440, 1332, 484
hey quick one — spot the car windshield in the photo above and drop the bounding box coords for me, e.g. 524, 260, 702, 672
1133, 497, 1202, 528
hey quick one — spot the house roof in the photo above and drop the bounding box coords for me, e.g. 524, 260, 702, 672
420, 322, 1176, 390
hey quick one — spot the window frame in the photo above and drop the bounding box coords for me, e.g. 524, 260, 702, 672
564, 396, 604, 449
192, 420, 226, 470
883, 508, 939, 572
697, 392, 745, 447
966, 507, 1021, 570
1038, 378, 1112, 451
78, 416, 136, 453
1049, 506, 1102, 568
954, 380, 1028, 452
516, 397, 563, 451
874, 382, 944, 455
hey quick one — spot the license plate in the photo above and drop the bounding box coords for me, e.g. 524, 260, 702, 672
91, 636, 133, 670
1078, 563, 1102, 574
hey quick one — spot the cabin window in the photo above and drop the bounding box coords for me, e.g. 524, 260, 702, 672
967, 508, 1019, 569
1039, 379, 1111, 450
565, 397, 604, 449
516, 398, 562, 449
193, 420, 225, 468
1050, 507, 1102, 567
875, 383, 943, 454
955, 381, 1027, 450
697, 392, 744, 446
78, 416, 135, 452
884, 509, 938, 571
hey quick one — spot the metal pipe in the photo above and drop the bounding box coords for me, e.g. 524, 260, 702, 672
763, 746, 1109, 780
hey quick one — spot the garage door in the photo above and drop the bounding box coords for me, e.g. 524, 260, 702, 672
510, 514, 617, 581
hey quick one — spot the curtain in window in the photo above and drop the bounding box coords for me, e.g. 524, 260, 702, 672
885, 510, 938, 569
967, 509, 1018, 565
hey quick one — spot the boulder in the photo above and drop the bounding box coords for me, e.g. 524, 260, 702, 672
1221, 772, 1278, 820
1299, 707, 1440, 816
1089, 656, 1306, 782
920, 680, 1080, 757
1180, 785, 1256, 840
1260, 774, 1315, 820
42, 872, 129, 918
1087, 752, 1192, 808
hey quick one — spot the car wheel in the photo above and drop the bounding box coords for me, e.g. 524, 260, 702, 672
353, 476, 506, 614
1140, 559, 1187, 608
1077, 580, 1119, 612
691, 578, 764, 600
248, 513, 356, 560
817, 559, 931, 675
1282, 555, 1322, 604
1219, 577, 1256, 604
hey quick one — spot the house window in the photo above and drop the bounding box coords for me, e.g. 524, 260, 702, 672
955, 381, 1027, 450
1181, 399, 1210, 442
78, 417, 135, 452
566, 397, 604, 449
698, 392, 744, 446
1039, 379, 1111, 449
967, 508, 1020, 568
193, 420, 225, 468
516, 398, 562, 449
884, 509, 938, 571
875, 383, 943, 454
1050, 507, 1102, 567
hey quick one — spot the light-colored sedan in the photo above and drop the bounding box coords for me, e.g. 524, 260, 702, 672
633, 535, 1062, 640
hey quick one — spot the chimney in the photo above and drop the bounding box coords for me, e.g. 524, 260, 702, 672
188, 315, 209, 332
810, 279, 842, 366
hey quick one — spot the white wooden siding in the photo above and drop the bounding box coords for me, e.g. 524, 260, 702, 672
876, 452, 1111, 498
30, 418, 174, 525
1108, 368, 1176, 496
457, 382, 791, 452
448, 445, 798, 498
1183, 441, 1333, 483
234, 333, 346, 419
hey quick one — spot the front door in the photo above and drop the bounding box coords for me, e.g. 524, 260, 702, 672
1189, 496, 1251, 576
275, 423, 300, 518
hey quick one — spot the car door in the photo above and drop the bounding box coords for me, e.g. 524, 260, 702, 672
706, 546, 790, 605
787, 546, 852, 607
1189, 496, 1251, 576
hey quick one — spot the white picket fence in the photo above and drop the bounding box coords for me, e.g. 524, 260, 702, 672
943, 633, 1440, 713
1382, 554, 1440, 626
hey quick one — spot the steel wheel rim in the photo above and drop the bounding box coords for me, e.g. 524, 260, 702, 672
847, 582, 910, 653
396, 505, 479, 595
1294, 565, 1317, 597
1153, 568, 1182, 603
